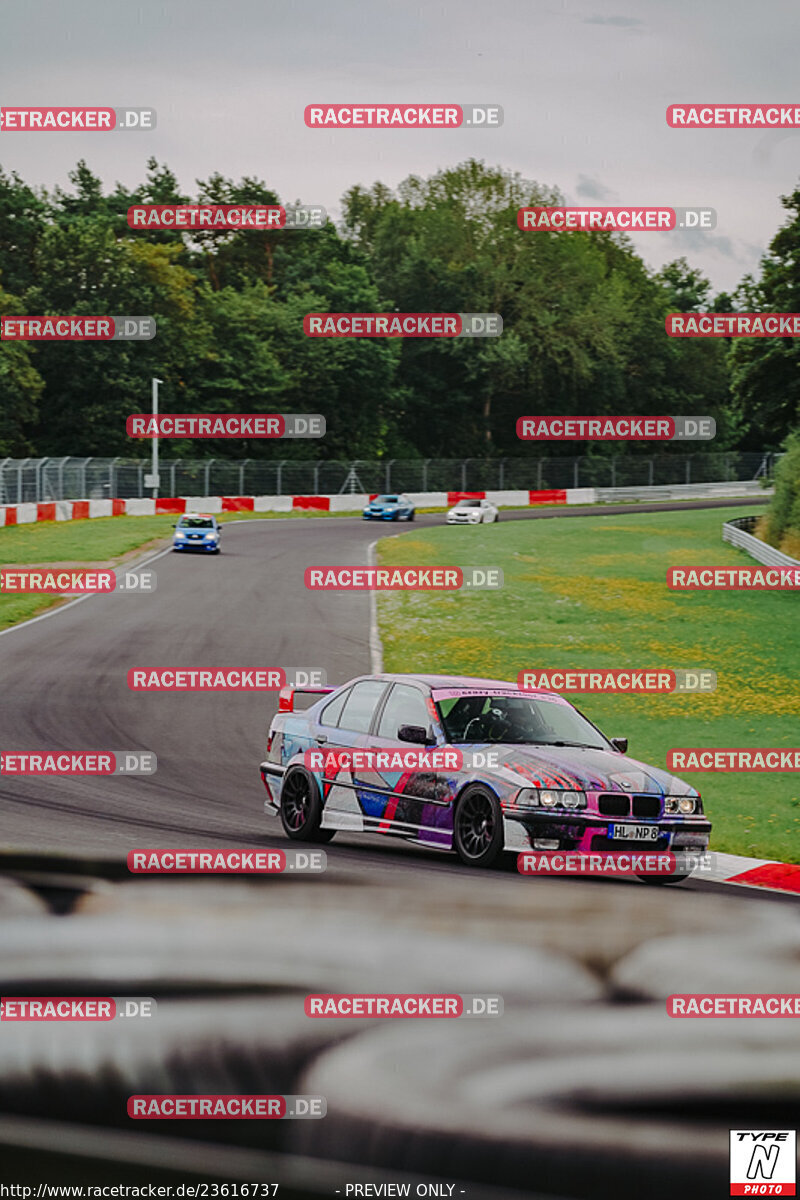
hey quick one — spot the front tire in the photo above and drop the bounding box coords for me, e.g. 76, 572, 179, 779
453, 786, 504, 867
279, 766, 336, 843
408, 511, 415, 521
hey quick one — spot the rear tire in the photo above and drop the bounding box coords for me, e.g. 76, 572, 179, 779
453, 786, 504, 868
279, 766, 336, 842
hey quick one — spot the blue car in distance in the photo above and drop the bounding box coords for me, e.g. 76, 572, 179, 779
172, 513, 221, 553
362, 493, 416, 521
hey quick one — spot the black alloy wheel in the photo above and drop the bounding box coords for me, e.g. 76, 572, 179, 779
279, 767, 336, 842
453, 786, 504, 867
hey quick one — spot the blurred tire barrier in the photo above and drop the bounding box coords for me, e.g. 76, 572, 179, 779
0, 1115, 541, 1199
0, 878, 48, 917
611, 915, 800, 998
0, 909, 603, 1002
291, 1006, 800, 1199
0, 998, 367, 1150
73, 874, 769, 978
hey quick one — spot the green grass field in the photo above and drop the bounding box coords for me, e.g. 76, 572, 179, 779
376, 506, 800, 862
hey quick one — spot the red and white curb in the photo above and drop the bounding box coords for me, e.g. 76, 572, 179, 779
706, 852, 800, 894
0, 489, 589, 527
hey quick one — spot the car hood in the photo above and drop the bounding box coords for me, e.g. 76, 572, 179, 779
464, 742, 695, 795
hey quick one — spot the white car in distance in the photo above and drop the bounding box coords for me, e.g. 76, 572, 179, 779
446, 497, 500, 524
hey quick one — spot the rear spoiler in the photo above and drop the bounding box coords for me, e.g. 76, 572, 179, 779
278, 684, 335, 713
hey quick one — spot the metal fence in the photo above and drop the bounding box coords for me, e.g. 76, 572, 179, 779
0, 452, 778, 504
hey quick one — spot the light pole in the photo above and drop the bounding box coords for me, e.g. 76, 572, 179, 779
148, 378, 162, 499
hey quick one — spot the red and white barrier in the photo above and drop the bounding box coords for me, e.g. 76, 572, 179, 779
706, 852, 800, 895
2, 480, 770, 528
0, 489, 593, 527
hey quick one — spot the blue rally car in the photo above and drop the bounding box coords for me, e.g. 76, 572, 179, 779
172, 513, 221, 553
362, 493, 416, 521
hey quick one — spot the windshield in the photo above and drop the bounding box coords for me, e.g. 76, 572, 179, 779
374, 495, 399, 504
178, 517, 214, 529
458, 500, 481, 508
436, 692, 608, 748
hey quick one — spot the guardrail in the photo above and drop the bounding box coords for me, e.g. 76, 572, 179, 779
722, 515, 800, 567
596, 480, 771, 504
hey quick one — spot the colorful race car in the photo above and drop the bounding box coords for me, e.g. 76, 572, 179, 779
362, 494, 416, 521
172, 513, 221, 553
259, 673, 711, 875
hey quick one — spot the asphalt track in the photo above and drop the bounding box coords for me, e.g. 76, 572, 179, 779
1, 495, 792, 907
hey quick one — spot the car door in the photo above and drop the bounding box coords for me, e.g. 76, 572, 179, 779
312, 679, 390, 829
352, 682, 453, 845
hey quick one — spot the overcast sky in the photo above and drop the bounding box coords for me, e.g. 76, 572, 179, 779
2, 0, 799, 293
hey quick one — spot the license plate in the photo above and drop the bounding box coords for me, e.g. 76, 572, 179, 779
609, 823, 660, 841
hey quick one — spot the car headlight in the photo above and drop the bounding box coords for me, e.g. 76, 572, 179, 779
665, 795, 699, 814
512, 788, 586, 810
175, 531, 185, 538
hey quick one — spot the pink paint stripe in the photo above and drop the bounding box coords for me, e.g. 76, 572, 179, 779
728, 862, 800, 893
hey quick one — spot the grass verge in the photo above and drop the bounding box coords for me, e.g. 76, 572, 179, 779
376, 505, 800, 862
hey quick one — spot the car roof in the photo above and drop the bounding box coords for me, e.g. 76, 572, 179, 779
373, 673, 526, 689
313, 673, 567, 708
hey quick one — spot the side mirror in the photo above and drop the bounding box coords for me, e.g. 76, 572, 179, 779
171, 524, 177, 528
398, 724, 436, 746
610, 737, 628, 754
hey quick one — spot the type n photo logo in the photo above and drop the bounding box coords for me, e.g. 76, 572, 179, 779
730, 1131, 796, 1195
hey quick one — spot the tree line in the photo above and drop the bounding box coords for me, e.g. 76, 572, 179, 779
0, 157, 797, 460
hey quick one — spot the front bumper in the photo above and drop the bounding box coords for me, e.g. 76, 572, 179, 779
502, 809, 711, 853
